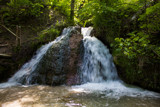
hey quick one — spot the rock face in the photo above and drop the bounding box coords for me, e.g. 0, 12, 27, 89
20, 27, 83, 86
67, 33, 83, 85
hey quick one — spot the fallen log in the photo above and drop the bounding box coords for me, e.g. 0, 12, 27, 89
0, 54, 12, 58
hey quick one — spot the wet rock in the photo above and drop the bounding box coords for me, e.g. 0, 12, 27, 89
66, 33, 83, 85
19, 27, 84, 86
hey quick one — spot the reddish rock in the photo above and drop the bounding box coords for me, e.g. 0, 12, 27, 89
66, 34, 83, 85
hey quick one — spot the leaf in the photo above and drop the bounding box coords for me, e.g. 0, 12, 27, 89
120, 43, 123, 46
133, 37, 139, 41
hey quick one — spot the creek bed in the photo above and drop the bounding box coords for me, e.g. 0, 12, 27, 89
0, 84, 160, 107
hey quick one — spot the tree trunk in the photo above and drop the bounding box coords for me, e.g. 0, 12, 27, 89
70, 0, 75, 25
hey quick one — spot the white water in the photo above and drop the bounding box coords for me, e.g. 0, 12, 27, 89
0, 28, 73, 88
80, 27, 119, 83
72, 27, 160, 99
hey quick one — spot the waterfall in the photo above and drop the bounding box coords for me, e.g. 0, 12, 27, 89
80, 27, 119, 83
0, 27, 160, 99
73, 27, 160, 98
0, 27, 73, 88
0, 26, 120, 87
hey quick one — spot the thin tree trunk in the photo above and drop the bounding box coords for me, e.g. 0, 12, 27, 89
70, 0, 75, 25
16, 25, 19, 46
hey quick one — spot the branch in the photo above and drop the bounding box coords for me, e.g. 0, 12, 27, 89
152, 49, 160, 57
0, 24, 20, 39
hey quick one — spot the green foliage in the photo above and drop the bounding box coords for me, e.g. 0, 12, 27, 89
38, 26, 60, 42
139, 2, 160, 44
7, 0, 31, 7
54, 0, 71, 17
77, 0, 121, 44
115, 32, 150, 58
77, 0, 115, 26
0, 0, 45, 25
0, 0, 73, 26
114, 2, 160, 59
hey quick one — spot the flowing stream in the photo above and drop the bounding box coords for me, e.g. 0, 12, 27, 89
80, 27, 119, 83
0, 27, 160, 107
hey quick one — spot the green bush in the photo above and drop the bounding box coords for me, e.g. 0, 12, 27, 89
114, 2, 160, 60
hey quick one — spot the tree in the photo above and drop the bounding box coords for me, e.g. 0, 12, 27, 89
70, 0, 75, 25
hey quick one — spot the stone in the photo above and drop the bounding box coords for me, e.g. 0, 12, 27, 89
19, 27, 84, 86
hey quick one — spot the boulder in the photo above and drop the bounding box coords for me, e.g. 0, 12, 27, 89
19, 27, 84, 86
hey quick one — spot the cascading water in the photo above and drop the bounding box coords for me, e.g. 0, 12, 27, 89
0, 27, 73, 88
80, 27, 119, 83
73, 27, 160, 99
